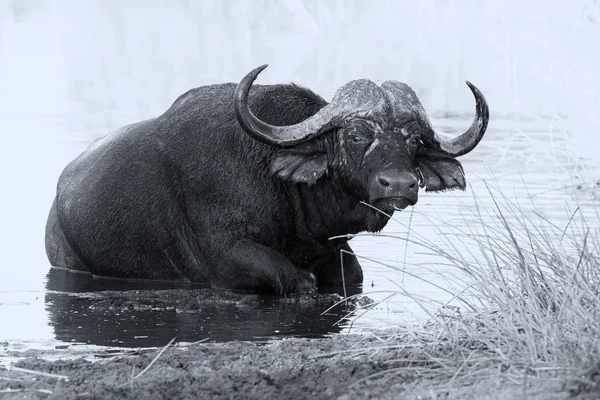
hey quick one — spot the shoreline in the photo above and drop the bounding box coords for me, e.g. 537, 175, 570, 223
0, 334, 574, 399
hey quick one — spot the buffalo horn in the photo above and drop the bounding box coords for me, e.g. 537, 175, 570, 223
421, 81, 489, 157
234, 65, 340, 147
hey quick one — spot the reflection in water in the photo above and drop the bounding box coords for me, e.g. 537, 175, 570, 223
45, 268, 364, 347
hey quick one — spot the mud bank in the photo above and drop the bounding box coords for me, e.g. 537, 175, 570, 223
0, 336, 425, 400
0, 334, 584, 399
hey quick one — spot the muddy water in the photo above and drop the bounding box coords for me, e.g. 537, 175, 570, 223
40, 269, 365, 347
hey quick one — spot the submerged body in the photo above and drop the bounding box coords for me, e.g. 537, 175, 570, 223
46, 66, 489, 294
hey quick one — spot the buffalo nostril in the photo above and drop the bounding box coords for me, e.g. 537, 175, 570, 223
379, 177, 390, 187
408, 180, 417, 190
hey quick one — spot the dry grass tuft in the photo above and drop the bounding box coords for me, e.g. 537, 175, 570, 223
340, 183, 600, 398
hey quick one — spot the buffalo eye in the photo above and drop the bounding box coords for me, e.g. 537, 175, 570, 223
407, 136, 421, 148
349, 132, 369, 144
407, 136, 423, 156
351, 135, 363, 144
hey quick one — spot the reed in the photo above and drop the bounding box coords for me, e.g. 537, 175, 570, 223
341, 185, 600, 398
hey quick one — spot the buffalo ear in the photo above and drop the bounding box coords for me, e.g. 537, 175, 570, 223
415, 148, 466, 192
270, 142, 327, 185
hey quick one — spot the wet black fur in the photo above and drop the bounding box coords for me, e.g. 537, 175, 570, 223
45, 83, 463, 294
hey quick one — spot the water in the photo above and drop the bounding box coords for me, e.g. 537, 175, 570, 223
1, 1, 599, 349
39, 268, 364, 348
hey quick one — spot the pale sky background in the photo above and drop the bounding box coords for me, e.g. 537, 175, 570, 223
1, 1, 599, 128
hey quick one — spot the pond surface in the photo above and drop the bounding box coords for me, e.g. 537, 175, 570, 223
0, 3, 599, 350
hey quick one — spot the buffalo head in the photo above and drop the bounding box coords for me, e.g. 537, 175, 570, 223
235, 65, 489, 227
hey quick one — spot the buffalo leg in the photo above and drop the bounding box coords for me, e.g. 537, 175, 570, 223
313, 242, 363, 286
214, 239, 316, 294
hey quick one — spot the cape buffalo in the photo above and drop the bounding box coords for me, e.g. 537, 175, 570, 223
45, 65, 489, 294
